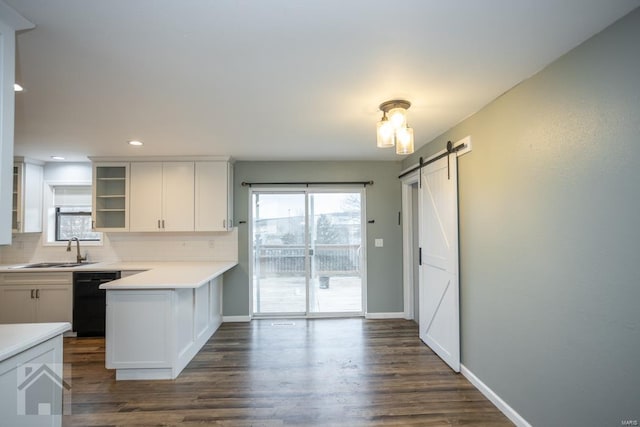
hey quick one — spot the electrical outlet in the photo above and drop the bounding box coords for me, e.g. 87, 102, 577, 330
208, 240, 215, 249
375, 238, 383, 247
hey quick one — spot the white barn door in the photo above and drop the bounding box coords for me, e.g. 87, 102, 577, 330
419, 154, 460, 372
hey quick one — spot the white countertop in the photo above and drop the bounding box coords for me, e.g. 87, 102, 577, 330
0, 260, 238, 290
0, 322, 71, 362
99, 261, 237, 290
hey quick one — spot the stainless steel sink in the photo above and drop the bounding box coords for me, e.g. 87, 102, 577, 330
11, 262, 97, 269
53, 262, 97, 268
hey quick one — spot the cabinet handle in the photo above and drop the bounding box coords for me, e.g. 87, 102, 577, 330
36, 289, 40, 299
31, 289, 35, 299
158, 219, 161, 229
162, 219, 165, 229
223, 219, 226, 229
92, 220, 95, 229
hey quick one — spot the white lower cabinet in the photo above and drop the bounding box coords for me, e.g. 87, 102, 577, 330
0, 324, 69, 427
0, 273, 73, 326
105, 276, 223, 380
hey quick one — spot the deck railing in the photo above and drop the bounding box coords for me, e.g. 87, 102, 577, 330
254, 244, 361, 277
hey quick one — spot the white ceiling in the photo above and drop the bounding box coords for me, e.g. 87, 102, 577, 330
7, 0, 639, 162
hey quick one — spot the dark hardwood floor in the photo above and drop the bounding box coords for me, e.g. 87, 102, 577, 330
62, 319, 512, 426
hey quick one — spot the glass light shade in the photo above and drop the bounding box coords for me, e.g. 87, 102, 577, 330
376, 119, 395, 147
388, 107, 407, 130
395, 127, 414, 155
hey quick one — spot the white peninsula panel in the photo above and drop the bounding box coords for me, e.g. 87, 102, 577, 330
103, 262, 233, 380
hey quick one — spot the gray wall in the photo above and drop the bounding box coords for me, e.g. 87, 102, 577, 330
223, 161, 403, 316
403, 8, 640, 427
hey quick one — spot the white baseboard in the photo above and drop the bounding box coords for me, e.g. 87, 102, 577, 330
461, 364, 531, 427
223, 315, 251, 322
365, 312, 405, 319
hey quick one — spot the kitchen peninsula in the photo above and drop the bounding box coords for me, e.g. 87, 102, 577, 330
99, 261, 236, 380
0, 322, 71, 426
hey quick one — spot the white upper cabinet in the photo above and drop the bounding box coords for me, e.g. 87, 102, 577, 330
91, 157, 232, 233
0, 6, 34, 244
195, 161, 233, 231
129, 162, 194, 232
93, 163, 129, 231
162, 162, 195, 231
12, 158, 44, 233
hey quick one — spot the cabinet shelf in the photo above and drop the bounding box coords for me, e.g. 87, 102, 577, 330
93, 164, 129, 230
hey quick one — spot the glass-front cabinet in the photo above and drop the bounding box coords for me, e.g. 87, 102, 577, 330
12, 158, 44, 233
12, 165, 20, 231
93, 163, 129, 231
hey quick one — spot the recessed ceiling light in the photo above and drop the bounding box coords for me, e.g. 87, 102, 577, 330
51, 156, 65, 160
14, 83, 24, 92
128, 140, 143, 146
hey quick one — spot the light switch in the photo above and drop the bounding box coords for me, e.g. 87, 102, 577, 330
375, 238, 384, 247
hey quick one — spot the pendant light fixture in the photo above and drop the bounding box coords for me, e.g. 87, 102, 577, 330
376, 99, 414, 155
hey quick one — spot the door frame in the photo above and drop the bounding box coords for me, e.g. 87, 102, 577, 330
248, 186, 367, 318
401, 172, 420, 320
401, 137, 470, 320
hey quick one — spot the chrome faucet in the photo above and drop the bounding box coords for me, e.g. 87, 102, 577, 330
66, 237, 87, 264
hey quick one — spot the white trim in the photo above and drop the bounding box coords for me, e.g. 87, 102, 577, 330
461, 364, 532, 427
455, 135, 472, 156
222, 315, 251, 323
43, 180, 104, 246
400, 172, 419, 320
89, 155, 232, 163
249, 187, 367, 318
364, 312, 405, 319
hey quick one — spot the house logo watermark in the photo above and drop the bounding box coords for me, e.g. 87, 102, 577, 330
16, 363, 71, 416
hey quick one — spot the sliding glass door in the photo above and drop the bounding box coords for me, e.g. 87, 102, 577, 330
251, 189, 364, 317
252, 192, 307, 315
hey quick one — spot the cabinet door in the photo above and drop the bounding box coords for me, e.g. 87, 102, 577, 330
162, 162, 194, 231
36, 285, 73, 324
195, 161, 228, 231
129, 162, 163, 232
22, 162, 44, 233
0, 286, 36, 323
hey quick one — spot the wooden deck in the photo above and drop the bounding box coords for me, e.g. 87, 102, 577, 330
62, 319, 513, 426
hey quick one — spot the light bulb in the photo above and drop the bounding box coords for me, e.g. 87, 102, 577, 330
388, 107, 407, 130
376, 118, 394, 148
395, 127, 414, 155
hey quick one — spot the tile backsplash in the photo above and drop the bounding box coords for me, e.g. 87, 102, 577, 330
0, 228, 238, 265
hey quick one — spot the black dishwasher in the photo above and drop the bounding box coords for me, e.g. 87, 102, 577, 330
73, 271, 121, 337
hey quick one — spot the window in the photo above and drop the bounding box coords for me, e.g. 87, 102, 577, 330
55, 206, 100, 241
52, 185, 100, 242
